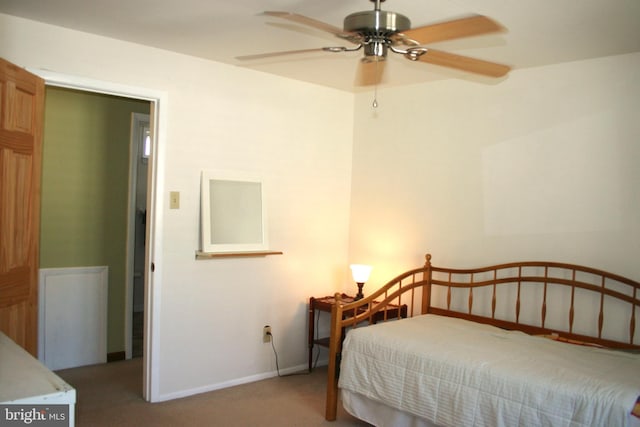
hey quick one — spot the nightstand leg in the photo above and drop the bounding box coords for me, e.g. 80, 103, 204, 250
308, 297, 315, 372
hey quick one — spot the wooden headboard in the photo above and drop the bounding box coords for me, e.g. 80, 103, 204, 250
325, 254, 640, 420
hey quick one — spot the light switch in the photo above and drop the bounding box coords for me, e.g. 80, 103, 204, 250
169, 191, 180, 209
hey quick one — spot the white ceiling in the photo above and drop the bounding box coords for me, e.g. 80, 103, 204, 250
1, 0, 639, 92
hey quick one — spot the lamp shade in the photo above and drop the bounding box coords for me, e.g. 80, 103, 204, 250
350, 264, 373, 283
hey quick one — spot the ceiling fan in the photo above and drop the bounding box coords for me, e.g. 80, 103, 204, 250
236, 0, 511, 86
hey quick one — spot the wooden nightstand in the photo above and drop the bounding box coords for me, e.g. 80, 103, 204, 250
308, 294, 407, 372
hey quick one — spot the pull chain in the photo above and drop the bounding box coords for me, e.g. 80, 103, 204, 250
372, 58, 379, 108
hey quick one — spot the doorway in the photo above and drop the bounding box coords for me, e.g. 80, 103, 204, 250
32, 66, 165, 402
41, 87, 150, 365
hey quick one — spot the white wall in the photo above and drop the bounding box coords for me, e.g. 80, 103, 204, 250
0, 13, 355, 400
350, 52, 640, 288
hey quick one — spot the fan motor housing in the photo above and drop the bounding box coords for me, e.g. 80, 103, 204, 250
343, 10, 411, 36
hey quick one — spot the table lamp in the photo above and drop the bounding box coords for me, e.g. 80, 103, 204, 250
350, 264, 373, 300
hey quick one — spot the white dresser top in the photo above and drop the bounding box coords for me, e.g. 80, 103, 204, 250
0, 332, 75, 403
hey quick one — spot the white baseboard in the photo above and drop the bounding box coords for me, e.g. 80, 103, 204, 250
153, 362, 309, 403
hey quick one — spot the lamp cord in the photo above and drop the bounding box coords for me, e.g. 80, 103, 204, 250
268, 310, 323, 377
268, 331, 310, 377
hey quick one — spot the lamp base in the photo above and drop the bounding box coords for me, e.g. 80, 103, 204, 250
355, 282, 365, 300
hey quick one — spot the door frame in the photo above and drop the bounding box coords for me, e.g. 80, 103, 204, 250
126, 112, 151, 360
29, 68, 166, 403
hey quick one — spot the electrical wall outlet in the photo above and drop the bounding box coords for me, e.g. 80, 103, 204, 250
263, 325, 271, 343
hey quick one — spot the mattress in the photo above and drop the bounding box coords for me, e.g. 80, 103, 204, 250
338, 314, 640, 427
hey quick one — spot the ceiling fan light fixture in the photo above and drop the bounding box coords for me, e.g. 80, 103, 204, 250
344, 8, 410, 62
363, 40, 388, 60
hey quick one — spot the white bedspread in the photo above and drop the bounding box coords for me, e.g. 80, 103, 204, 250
338, 314, 640, 427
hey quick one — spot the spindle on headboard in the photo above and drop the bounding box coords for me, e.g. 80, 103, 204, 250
631, 287, 637, 344
515, 266, 522, 324
412, 276, 416, 316
468, 274, 474, 315
541, 266, 548, 329
446, 272, 452, 310
569, 269, 576, 334
491, 270, 497, 319
598, 275, 605, 339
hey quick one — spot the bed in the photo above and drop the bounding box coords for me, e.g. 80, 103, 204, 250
324, 254, 640, 426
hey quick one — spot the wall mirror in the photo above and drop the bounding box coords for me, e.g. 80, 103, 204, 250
200, 170, 268, 253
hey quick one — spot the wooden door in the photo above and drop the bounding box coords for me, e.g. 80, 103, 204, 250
0, 58, 45, 356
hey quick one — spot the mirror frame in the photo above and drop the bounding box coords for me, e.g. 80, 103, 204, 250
200, 170, 268, 253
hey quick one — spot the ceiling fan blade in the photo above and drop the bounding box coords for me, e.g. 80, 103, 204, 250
396, 15, 505, 46
411, 48, 510, 77
236, 47, 329, 61
355, 59, 387, 86
263, 11, 361, 43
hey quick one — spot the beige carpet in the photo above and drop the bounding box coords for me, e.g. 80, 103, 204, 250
56, 358, 370, 426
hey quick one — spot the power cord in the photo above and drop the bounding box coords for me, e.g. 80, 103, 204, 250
267, 331, 310, 377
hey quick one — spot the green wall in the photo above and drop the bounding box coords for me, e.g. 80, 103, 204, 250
41, 87, 150, 354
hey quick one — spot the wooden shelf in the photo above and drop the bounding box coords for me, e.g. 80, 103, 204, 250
195, 250, 283, 259
313, 337, 330, 348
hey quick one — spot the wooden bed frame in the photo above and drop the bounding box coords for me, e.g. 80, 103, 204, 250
325, 254, 640, 421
